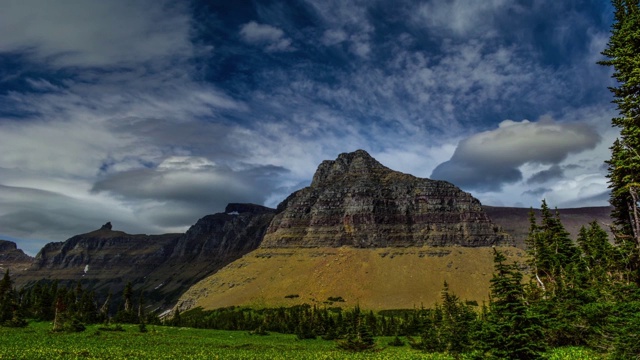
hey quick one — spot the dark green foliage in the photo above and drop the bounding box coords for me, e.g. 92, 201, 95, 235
409, 282, 477, 356
327, 296, 345, 302
387, 335, 404, 347
138, 322, 148, 333
600, 0, 640, 283
0, 270, 26, 327
526, 201, 581, 296
62, 317, 86, 333
97, 324, 125, 332
337, 316, 376, 352
482, 249, 546, 359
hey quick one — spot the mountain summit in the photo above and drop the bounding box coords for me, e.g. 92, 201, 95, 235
263, 150, 511, 248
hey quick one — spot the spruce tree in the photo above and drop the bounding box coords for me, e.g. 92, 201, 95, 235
0, 270, 12, 323
600, 0, 640, 282
483, 249, 546, 359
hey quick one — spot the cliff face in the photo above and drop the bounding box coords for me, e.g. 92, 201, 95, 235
31, 229, 179, 272
171, 203, 275, 261
262, 150, 511, 248
0, 240, 34, 274
16, 204, 275, 309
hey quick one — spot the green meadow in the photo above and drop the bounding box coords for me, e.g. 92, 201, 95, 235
0, 322, 601, 360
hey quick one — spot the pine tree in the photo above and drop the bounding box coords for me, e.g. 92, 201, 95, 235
599, 0, 640, 282
0, 270, 12, 323
483, 249, 546, 359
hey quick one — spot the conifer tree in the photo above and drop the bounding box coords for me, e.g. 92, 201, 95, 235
483, 249, 545, 359
600, 0, 640, 282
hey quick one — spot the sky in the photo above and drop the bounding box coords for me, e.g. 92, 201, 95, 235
0, 0, 620, 255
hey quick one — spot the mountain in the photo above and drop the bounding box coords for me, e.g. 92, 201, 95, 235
263, 150, 511, 248
5, 150, 614, 313
177, 150, 517, 312
0, 240, 34, 274
484, 205, 614, 248
14, 203, 275, 309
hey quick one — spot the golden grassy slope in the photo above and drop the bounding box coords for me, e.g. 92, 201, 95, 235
177, 246, 525, 311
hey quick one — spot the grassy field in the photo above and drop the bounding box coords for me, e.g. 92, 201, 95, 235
0, 322, 602, 360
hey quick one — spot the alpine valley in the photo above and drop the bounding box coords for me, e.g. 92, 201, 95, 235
0, 150, 612, 313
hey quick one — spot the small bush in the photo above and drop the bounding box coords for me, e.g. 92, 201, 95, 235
388, 335, 404, 347
98, 324, 125, 332
62, 318, 86, 333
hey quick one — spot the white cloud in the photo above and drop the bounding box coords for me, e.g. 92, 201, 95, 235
431, 117, 602, 191
239, 21, 293, 52
0, 0, 192, 68
321, 29, 348, 46
414, 0, 512, 37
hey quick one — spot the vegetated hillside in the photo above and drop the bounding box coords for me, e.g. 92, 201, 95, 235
177, 246, 524, 312
484, 206, 613, 248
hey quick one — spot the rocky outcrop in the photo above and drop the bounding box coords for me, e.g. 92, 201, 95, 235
16, 203, 275, 309
0, 240, 34, 274
262, 150, 511, 248
171, 203, 275, 261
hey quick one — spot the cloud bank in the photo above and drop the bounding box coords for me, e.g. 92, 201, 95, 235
431, 118, 602, 191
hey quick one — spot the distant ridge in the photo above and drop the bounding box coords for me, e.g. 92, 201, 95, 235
484, 205, 613, 248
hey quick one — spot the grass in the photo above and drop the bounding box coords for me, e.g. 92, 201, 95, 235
0, 322, 603, 360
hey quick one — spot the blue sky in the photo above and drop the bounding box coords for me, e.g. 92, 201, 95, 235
0, 0, 619, 255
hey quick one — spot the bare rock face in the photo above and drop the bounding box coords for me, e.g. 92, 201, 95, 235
0, 240, 34, 273
171, 203, 275, 261
16, 205, 275, 309
262, 150, 511, 248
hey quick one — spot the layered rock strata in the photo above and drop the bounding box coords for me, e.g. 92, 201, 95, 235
16, 204, 275, 309
262, 150, 511, 248
0, 240, 34, 274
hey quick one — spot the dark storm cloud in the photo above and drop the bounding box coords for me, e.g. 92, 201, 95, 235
431, 119, 602, 192
0, 184, 157, 247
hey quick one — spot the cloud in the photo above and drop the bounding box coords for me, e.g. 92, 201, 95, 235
527, 165, 564, 184
431, 118, 602, 191
414, 0, 511, 37
0, 0, 192, 68
522, 187, 552, 197
0, 184, 157, 250
92, 156, 288, 227
239, 21, 293, 52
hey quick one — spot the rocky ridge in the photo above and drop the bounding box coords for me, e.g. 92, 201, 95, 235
15, 204, 275, 309
0, 240, 34, 274
262, 150, 511, 248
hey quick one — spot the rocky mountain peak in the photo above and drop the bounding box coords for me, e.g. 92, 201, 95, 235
100, 222, 113, 230
311, 149, 388, 187
264, 151, 512, 248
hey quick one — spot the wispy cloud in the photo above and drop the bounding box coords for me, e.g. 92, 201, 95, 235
239, 21, 294, 52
